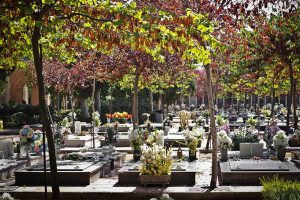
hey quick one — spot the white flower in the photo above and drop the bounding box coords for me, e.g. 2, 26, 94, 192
161, 193, 174, 200
273, 130, 288, 148
218, 130, 232, 149
1, 193, 14, 200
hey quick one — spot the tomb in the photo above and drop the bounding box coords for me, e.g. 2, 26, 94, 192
15, 160, 108, 186
64, 134, 99, 147
0, 159, 26, 180
118, 160, 200, 186
220, 159, 300, 185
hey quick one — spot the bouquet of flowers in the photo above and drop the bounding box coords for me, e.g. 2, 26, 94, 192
261, 108, 271, 118
216, 115, 225, 126
146, 130, 164, 146
111, 112, 131, 123
140, 143, 172, 176
19, 125, 35, 146
92, 111, 101, 127
182, 129, 201, 153
217, 130, 232, 149
33, 133, 46, 154
280, 107, 287, 115
128, 128, 143, 151
179, 110, 189, 130
247, 117, 257, 126
273, 130, 288, 148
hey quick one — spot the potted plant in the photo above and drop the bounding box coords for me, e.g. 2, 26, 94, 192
179, 110, 189, 130
216, 115, 225, 127
139, 143, 172, 186
92, 111, 101, 134
273, 130, 288, 161
128, 128, 143, 161
247, 117, 258, 134
289, 130, 300, 147
182, 129, 202, 161
218, 130, 232, 161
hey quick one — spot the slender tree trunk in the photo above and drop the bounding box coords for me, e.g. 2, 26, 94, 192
132, 65, 139, 128
149, 90, 154, 112
287, 64, 294, 132
32, 25, 60, 199
70, 95, 75, 133
94, 88, 101, 113
204, 65, 217, 189
158, 93, 163, 110
293, 79, 298, 129
271, 88, 276, 117
244, 93, 247, 110
80, 98, 90, 119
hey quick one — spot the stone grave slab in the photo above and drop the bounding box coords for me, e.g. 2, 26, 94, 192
229, 159, 289, 171
118, 160, 199, 186
0, 160, 26, 180
64, 134, 99, 147
220, 159, 300, 185
15, 160, 105, 186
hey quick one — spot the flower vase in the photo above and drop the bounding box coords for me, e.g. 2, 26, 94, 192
20, 145, 31, 158
220, 148, 228, 161
133, 149, 141, 161
188, 150, 197, 161
276, 146, 286, 161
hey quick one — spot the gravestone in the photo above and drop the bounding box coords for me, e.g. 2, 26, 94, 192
0, 141, 14, 159
240, 143, 263, 158
229, 159, 290, 171
15, 160, 105, 186
74, 121, 81, 134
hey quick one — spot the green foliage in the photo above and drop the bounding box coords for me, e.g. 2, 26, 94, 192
216, 115, 225, 126
230, 127, 259, 150
0, 103, 41, 128
261, 176, 300, 200
6, 112, 39, 128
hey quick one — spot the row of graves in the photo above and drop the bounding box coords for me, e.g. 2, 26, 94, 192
0, 106, 299, 188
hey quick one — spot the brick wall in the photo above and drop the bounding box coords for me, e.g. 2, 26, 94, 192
7, 70, 39, 105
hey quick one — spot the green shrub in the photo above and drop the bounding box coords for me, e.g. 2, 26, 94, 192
261, 176, 300, 200
6, 112, 34, 128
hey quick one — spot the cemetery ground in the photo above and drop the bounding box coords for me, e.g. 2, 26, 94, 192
0, 135, 272, 200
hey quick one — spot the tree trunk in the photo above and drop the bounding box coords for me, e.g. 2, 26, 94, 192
287, 64, 293, 133
244, 93, 247, 110
293, 78, 298, 129
32, 25, 60, 199
94, 88, 101, 113
149, 90, 154, 112
70, 95, 75, 133
204, 65, 217, 190
80, 98, 90, 119
132, 65, 139, 128
158, 93, 163, 110
271, 88, 275, 117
